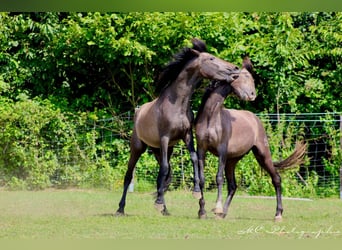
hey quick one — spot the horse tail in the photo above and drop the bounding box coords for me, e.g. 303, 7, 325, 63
273, 141, 307, 170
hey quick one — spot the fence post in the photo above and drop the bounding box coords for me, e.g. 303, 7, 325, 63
340, 168, 342, 200
340, 115, 342, 200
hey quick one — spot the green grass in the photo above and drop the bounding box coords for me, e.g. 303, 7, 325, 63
0, 189, 341, 239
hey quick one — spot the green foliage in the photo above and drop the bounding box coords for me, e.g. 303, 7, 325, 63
0, 12, 341, 196
0, 96, 120, 190
1, 12, 341, 114
0, 95, 339, 197
0, 96, 63, 189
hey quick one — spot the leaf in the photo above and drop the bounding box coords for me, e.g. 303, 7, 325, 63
87, 41, 96, 46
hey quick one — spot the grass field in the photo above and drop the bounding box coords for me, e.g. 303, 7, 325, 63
0, 189, 341, 239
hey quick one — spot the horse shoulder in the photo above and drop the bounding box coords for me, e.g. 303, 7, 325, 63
195, 103, 222, 148
203, 107, 226, 149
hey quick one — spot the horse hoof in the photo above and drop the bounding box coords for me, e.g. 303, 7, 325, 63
154, 203, 165, 213
192, 191, 202, 200
274, 215, 283, 222
212, 207, 223, 214
115, 211, 125, 217
214, 213, 225, 219
162, 210, 171, 216
198, 213, 207, 220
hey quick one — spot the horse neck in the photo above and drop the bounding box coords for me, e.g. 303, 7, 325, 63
197, 84, 232, 121
159, 63, 202, 108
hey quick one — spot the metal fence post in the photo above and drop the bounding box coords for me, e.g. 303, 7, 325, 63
340, 115, 342, 200
340, 168, 342, 200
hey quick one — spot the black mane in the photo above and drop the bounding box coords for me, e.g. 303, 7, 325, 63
155, 38, 207, 94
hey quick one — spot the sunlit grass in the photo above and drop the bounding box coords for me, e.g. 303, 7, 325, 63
0, 189, 341, 239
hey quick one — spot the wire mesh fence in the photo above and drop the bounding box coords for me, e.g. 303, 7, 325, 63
1, 103, 340, 197
257, 113, 341, 197
88, 112, 341, 197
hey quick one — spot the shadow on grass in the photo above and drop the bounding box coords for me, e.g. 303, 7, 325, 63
95, 211, 273, 223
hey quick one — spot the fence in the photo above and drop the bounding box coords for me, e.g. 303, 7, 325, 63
90, 112, 341, 198
257, 113, 341, 197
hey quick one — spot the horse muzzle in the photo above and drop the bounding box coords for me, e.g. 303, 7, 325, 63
235, 89, 256, 101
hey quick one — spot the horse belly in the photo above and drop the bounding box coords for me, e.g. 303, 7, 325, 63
226, 129, 254, 158
135, 110, 189, 149
136, 124, 161, 148
223, 110, 259, 157
226, 141, 253, 158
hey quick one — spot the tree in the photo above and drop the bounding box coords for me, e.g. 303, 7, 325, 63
1, 12, 341, 115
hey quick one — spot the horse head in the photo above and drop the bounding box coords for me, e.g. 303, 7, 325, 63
230, 56, 256, 101
190, 49, 240, 84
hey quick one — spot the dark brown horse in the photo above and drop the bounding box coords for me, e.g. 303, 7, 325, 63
195, 60, 306, 221
116, 39, 256, 216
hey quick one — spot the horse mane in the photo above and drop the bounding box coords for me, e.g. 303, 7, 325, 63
155, 38, 207, 94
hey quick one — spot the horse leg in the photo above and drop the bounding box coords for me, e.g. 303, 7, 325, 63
116, 130, 147, 216
183, 130, 201, 199
221, 158, 240, 218
213, 154, 227, 216
252, 147, 283, 222
151, 146, 173, 193
165, 146, 174, 191
197, 147, 207, 219
154, 136, 171, 216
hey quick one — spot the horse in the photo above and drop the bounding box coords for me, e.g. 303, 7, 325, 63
115, 39, 255, 216
194, 60, 307, 221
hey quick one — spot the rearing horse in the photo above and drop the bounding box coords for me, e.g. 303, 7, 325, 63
195, 60, 307, 221
116, 39, 252, 216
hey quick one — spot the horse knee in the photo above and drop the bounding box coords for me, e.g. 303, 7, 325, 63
216, 175, 224, 186
190, 152, 198, 164
228, 182, 237, 193
159, 161, 169, 175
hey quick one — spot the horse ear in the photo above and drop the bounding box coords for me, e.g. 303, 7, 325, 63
243, 56, 262, 86
242, 56, 254, 74
190, 48, 201, 56
191, 38, 207, 52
